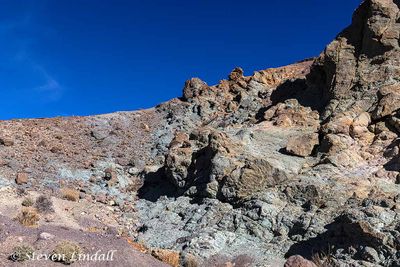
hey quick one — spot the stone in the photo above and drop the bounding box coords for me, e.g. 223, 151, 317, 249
264, 99, 320, 131
128, 167, 141, 176
182, 78, 209, 102
140, 123, 150, 131
91, 129, 109, 140
104, 168, 118, 187
373, 92, 400, 119
309, 0, 400, 121
284, 255, 317, 267
320, 134, 354, 154
228, 67, 244, 81
39, 232, 55, 240
286, 133, 319, 157
0, 137, 14, 146
360, 246, 380, 263
15, 172, 28, 185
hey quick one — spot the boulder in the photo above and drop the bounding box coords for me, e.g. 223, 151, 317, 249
264, 99, 320, 131
371, 83, 400, 121
15, 172, 28, 185
0, 137, 14, 146
182, 78, 209, 102
286, 133, 319, 157
228, 67, 244, 81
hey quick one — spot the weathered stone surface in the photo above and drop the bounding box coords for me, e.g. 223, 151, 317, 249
264, 99, 320, 131
2, 1, 400, 267
286, 133, 319, 157
182, 78, 209, 102
373, 90, 400, 119
309, 0, 400, 121
163, 126, 305, 203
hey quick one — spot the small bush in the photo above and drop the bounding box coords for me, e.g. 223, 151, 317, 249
15, 208, 39, 227
312, 248, 335, 267
10, 245, 34, 262
51, 241, 82, 265
61, 188, 80, 202
151, 249, 180, 267
35, 195, 54, 213
21, 198, 34, 207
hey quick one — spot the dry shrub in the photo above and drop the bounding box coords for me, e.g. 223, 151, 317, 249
61, 188, 80, 202
151, 249, 180, 267
10, 245, 34, 262
15, 208, 39, 227
35, 195, 54, 213
21, 197, 34, 207
312, 247, 335, 267
51, 241, 82, 265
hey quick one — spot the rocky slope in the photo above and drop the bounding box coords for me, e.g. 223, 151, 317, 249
1, 0, 400, 266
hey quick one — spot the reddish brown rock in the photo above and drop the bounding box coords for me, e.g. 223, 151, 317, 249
182, 77, 209, 101
373, 91, 400, 119
264, 99, 320, 131
15, 172, 28, 185
286, 133, 319, 157
228, 67, 244, 81
284, 255, 317, 267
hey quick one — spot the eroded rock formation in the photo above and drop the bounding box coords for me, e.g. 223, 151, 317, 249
1, 1, 400, 266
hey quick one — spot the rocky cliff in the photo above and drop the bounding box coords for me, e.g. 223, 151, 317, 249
1, 0, 400, 266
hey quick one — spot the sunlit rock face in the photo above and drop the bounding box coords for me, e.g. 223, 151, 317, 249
1, 1, 400, 266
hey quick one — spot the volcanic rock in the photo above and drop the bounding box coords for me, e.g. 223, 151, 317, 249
2, 1, 400, 267
286, 133, 319, 157
15, 173, 28, 185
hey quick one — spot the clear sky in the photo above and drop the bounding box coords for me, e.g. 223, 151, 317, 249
0, 0, 361, 119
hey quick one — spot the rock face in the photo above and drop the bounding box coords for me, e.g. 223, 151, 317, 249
2, 1, 400, 267
310, 0, 400, 120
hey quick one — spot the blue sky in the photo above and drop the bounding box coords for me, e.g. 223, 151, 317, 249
0, 0, 360, 119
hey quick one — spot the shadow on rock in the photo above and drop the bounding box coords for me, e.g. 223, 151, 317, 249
270, 77, 326, 113
137, 167, 179, 202
285, 214, 388, 260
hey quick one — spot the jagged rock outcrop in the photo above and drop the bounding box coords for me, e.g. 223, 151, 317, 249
164, 126, 304, 203
2, 1, 400, 267
310, 0, 400, 121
